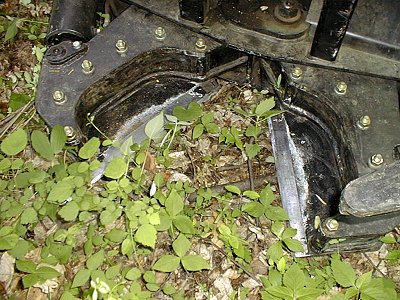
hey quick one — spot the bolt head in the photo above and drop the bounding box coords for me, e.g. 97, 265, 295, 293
82, 59, 94, 74
63, 126, 75, 138
370, 154, 384, 167
72, 41, 82, 49
195, 38, 207, 51
291, 67, 302, 79
115, 39, 127, 53
154, 27, 166, 40
335, 81, 347, 94
357, 115, 371, 129
325, 218, 339, 231
53, 90, 65, 104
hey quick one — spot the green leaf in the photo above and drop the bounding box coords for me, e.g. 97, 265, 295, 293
361, 287, 397, 300
283, 264, 305, 292
265, 286, 293, 299
121, 238, 134, 256
60, 291, 76, 300
0, 233, 19, 250
104, 157, 127, 179
201, 112, 214, 124
31, 130, 53, 160
192, 124, 204, 139
255, 97, 275, 117
173, 215, 195, 234
204, 122, 219, 134
225, 185, 241, 195
380, 235, 397, 244
9, 92, 30, 111
105, 228, 127, 243
356, 271, 372, 289
125, 268, 142, 280
22, 274, 41, 288
135, 224, 157, 248
245, 124, 261, 138
16, 260, 37, 273
245, 143, 261, 159
282, 227, 297, 240
106, 265, 120, 279
8, 240, 34, 260
86, 249, 105, 271
243, 190, 259, 200
50, 125, 67, 154
59, 201, 80, 221
172, 234, 191, 258
145, 111, 164, 140
35, 266, 61, 280
283, 238, 304, 252
1, 128, 27, 156
296, 287, 324, 300
181, 255, 209, 271
72, 268, 91, 288
242, 202, 265, 217
267, 241, 283, 262
5, 18, 18, 42
173, 102, 203, 122
47, 180, 74, 203
165, 189, 184, 217
20, 207, 38, 224
264, 206, 289, 221
331, 258, 356, 288
78, 137, 100, 159
271, 221, 285, 238
153, 255, 180, 272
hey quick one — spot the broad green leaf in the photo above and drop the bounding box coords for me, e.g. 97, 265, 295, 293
152, 255, 180, 272
181, 255, 209, 271
31, 130, 53, 161
172, 234, 191, 258
105, 228, 127, 243
35, 266, 61, 280
60, 291, 76, 300
5, 18, 18, 42
135, 224, 157, 248
380, 235, 397, 244
104, 157, 127, 179
20, 207, 38, 224
125, 268, 142, 280
0, 233, 19, 250
267, 241, 283, 262
225, 185, 241, 195
173, 215, 195, 234
331, 258, 356, 288
242, 202, 265, 217
173, 102, 202, 122
265, 286, 293, 299
145, 111, 164, 140
86, 249, 105, 271
255, 97, 275, 117
121, 238, 134, 256
59, 201, 80, 221
282, 227, 297, 240
201, 112, 214, 124
283, 264, 305, 292
1, 128, 27, 156
245, 143, 261, 159
22, 273, 41, 288
16, 260, 37, 273
0, 158, 11, 171
8, 240, 34, 260
260, 185, 275, 205
204, 122, 219, 134
9, 92, 30, 111
50, 125, 67, 154
283, 238, 304, 252
72, 268, 91, 288
264, 206, 289, 221
165, 189, 184, 217
243, 190, 259, 200
78, 137, 100, 159
296, 287, 324, 300
106, 265, 120, 279
192, 124, 204, 139
245, 124, 261, 138
356, 271, 372, 289
47, 180, 74, 203
271, 221, 285, 238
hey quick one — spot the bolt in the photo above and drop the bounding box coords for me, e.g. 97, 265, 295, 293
53, 90, 65, 104
291, 67, 302, 79
82, 59, 94, 74
369, 153, 384, 167
63, 126, 76, 140
195, 38, 207, 51
115, 39, 127, 53
335, 81, 347, 95
154, 27, 166, 40
357, 115, 371, 129
325, 218, 339, 231
72, 41, 82, 50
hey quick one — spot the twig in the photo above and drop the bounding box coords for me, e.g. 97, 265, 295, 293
247, 137, 255, 191
362, 252, 386, 277
0, 100, 34, 139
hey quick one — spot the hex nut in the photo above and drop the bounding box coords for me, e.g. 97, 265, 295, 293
291, 67, 303, 79
53, 90, 65, 104
195, 38, 207, 51
369, 153, 384, 168
325, 218, 339, 231
82, 59, 94, 74
115, 39, 127, 53
63, 126, 75, 140
335, 81, 347, 95
72, 41, 82, 50
357, 115, 371, 129
154, 27, 166, 40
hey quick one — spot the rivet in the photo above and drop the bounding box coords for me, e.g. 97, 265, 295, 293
154, 27, 166, 40
291, 67, 302, 79
63, 126, 76, 141
53, 90, 65, 104
115, 39, 127, 53
195, 38, 207, 51
335, 81, 347, 95
325, 218, 339, 231
81, 59, 94, 74
369, 153, 384, 168
357, 115, 371, 130
72, 41, 82, 50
